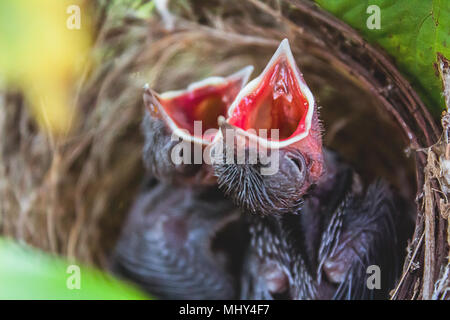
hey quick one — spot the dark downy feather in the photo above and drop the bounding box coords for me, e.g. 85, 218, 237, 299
110, 180, 248, 299
142, 113, 212, 186
236, 150, 413, 299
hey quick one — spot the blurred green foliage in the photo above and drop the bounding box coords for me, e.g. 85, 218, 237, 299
0, 239, 149, 300
315, 0, 450, 116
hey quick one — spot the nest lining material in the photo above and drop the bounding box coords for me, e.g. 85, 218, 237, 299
0, 0, 448, 299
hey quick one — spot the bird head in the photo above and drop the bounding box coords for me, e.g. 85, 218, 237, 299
211, 39, 324, 214
142, 66, 253, 186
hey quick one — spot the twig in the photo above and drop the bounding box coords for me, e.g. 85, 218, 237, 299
391, 232, 424, 299
423, 149, 436, 299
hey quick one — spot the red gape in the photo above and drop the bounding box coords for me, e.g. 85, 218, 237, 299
219, 39, 323, 184
228, 57, 309, 141
160, 79, 243, 138
145, 66, 254, 144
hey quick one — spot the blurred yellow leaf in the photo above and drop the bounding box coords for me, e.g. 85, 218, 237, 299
0, 0, 92, 135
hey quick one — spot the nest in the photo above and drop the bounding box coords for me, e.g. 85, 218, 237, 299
0, 0, 448, 299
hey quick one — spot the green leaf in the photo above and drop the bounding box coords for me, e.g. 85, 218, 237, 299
0, 239, 149, 300
314, 0, 450, 116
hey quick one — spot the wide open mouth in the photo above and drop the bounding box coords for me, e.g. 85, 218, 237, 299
144, 66, 253, 145
226, 39, 315, 148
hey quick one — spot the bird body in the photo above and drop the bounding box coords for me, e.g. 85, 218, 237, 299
111, 68, 253, 299
240, 149, 412, 299
211, 40, 413, 300
113, 39, 413, 300
110, 179, 247, 299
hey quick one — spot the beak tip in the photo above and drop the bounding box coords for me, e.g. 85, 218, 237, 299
142, 85, 162, 118
242, 65, 254, 76
218, 115, 227, 127
218, 117, 239, 140
278, 38, 292, 56
228, 65, 254, 87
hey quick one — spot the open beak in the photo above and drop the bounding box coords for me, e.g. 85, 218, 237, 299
215, 39, 323, 181
143, 66, 254, 146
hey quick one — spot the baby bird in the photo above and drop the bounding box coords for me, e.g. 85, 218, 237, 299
111, 179, 247, 299
110, 67, 253, 299
142, 66, 253, 186
211, 39, 413, 299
